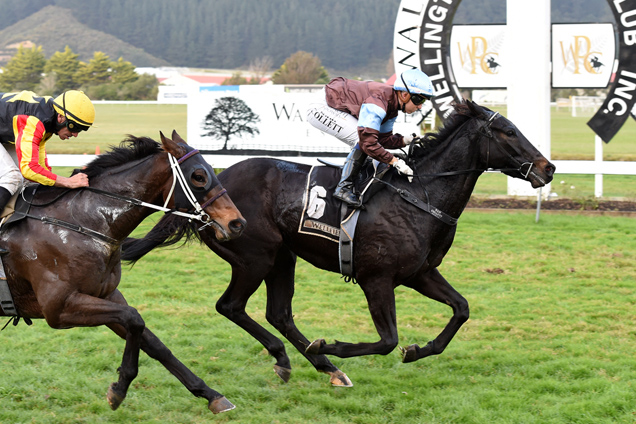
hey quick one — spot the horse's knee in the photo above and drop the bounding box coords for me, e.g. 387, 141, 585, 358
265, 311, 290, 332
456, 298, 470, 323
126, 308, 145, 334
377, 337, 399, 356
216, 298, 235, 318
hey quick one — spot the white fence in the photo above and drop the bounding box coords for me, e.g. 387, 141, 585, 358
49, 101, 634, 198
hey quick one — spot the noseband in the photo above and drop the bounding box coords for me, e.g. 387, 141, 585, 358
475, 112, 536, 180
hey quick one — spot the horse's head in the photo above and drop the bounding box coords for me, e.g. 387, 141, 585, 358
467, 101, 555, 188
160, 130, 246, 241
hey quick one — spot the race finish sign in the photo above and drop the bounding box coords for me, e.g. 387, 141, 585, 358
588, 0, 636, 143
394, 0, 636, 144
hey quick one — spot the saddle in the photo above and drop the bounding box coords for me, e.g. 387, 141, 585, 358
318, 157, 391, 206
0, 184, 38, 229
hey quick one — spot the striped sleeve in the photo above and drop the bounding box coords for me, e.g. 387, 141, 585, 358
13, 115, 58, 186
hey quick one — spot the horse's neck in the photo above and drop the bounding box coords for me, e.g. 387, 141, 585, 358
413, 131, 482, 217
89, 155, 170, 239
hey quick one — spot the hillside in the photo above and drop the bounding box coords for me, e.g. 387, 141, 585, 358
0, 5, 168, 67
0, 0, 618, 76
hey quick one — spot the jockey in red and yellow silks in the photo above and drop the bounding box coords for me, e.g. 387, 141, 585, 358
1, 91, 60, 186
12, 105, 58, 186
0, 90, 95, 253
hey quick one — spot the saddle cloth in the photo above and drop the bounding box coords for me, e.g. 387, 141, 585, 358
297, 161, 388, 278
298, 165, 342, 243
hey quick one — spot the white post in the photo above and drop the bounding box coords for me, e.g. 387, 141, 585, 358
595, 135, 604, 198
505, 0, 552, 199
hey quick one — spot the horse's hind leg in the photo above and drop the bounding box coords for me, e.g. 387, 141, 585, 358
400, 267, 469, 363
264, 248, 352, 387
40, 291, 145, 410
105, 290, 234, 414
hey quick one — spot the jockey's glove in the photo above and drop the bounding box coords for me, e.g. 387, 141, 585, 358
393, 158, 414, 182
403, 133, 421, 146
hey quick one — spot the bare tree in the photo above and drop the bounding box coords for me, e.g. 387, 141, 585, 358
201, 97, 260, 150
248, 56, 273, 84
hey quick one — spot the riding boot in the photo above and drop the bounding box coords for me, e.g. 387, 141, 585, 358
333, 148, 367, 207
0, 187, 11, 254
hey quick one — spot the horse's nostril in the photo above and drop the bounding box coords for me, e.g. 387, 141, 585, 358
230, 219, 246, 234
545, 164, 555, 177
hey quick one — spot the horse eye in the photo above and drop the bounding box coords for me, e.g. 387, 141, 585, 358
191, 172, 207, 186
506, 129, 516, 137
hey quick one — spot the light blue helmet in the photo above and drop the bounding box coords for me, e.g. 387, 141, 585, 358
394, 68, 434, 99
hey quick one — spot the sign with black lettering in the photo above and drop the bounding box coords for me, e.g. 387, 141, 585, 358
393, 0, 463, 120
588, 0, 636, 142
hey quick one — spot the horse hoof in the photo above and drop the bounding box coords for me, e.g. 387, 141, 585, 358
107, 382, 125, 410
273, 365, 292, 383
306, 339, 325, 355
209, 396, 236, 414
400, 344, 419, 363
327, 370, 353, 387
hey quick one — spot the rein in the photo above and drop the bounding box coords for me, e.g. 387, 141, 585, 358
383, 110, 536, 225
18, 149, 225, 244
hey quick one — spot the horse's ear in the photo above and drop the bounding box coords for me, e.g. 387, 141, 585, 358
171, 130, 187, 144
160, 130, 182, 156
466, 100, 481, 117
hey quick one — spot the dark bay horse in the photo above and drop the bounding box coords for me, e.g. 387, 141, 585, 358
123, 101, 555, 387
0, 131, 246, 413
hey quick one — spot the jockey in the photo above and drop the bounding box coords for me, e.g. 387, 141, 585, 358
0, 90, 95, 253
306, 68, 434, 207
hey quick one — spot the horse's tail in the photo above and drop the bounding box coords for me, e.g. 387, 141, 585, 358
121, 213, 198, 265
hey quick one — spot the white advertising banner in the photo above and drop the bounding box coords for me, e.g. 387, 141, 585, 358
552, 23, 615, 88
450, 25, 507, 88
187, 85, 421, 161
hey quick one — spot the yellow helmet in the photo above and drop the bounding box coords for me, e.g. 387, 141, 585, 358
53, 90, 95, 132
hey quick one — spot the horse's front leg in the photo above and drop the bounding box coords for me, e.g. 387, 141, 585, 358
306, 277, 399, 358
105, 290, 235, 414
39, 291, 145, 410
399, 267, 469, 363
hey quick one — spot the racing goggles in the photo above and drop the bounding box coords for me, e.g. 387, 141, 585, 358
64, 118, 90, 133
401, 74, 432, 105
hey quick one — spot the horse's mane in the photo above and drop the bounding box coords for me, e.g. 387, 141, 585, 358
414, 101, 485, 156
78, 135, 163, 178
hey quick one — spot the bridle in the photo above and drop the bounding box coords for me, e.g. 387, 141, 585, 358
407, 110, 541, 183
85, 147, 227, 227
475, 112, 536, 181
19, 148, 227, 243
377, 109, 543, 226
163, 147, 227, 226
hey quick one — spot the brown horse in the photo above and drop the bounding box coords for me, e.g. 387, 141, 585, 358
123, 102, 555, 387
0, 131, 246, 413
